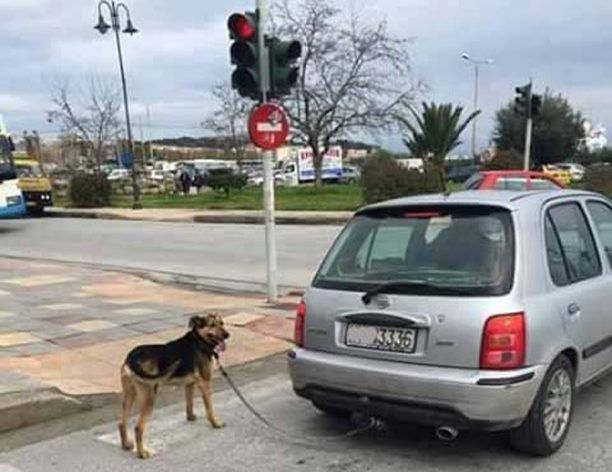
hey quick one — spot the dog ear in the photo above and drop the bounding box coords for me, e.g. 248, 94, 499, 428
188, 316, 203, 329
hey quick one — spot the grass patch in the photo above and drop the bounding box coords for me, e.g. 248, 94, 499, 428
58, 185, 364, 212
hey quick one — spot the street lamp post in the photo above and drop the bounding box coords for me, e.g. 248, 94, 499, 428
95, 1, 141, 209
461, 53, 493, 160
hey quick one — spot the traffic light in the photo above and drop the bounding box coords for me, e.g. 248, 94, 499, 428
531, 94, 542, 117
268, 38, 302, 99
228, 12, 260, 100
514, 83, 532, 117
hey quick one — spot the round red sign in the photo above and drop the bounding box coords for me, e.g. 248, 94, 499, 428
248, 103, 289, 150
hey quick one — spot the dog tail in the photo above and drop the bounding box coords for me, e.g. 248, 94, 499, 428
127, 360, 181, 383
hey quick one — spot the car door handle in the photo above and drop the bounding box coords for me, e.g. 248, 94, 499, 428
567, 303, 581, 317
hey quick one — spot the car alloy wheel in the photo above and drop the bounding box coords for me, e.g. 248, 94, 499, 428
543, 369, 572, 443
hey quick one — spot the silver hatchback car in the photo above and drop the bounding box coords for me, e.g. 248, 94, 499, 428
289, 190, 612, 455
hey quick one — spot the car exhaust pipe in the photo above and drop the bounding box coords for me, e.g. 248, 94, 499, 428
435, 426, 459, 441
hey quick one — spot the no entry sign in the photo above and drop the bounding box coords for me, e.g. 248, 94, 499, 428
248, 103, 289, 150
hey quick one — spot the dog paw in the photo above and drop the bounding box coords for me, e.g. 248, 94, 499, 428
122, 440, 134, 451
211, 419, 225, 429
137, 449, 151, 460
187, 413, 197, 422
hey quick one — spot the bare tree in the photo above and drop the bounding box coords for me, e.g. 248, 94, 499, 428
47, 77, 121, 171
202, 83, 250, 165
273, 0, 419, 186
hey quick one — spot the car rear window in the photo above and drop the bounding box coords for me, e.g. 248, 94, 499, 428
314, 205, 515, 296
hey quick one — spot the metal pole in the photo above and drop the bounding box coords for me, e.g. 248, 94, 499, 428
257, 0, 278, 303
523, 79, 533, 171
146, 105, 153, 162
112, 2, 141, 209
524, 118, 533, 171
471, 64, 479, 159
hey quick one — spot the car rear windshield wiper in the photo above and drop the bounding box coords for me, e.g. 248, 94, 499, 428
361, 280, 473, 304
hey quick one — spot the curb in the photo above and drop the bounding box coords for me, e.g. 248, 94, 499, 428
47, 209, 351, 226
0, 388, 89, 433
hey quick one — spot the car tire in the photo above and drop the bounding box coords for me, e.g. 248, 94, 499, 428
312, 402, 350, 418
509, 355, 575, 456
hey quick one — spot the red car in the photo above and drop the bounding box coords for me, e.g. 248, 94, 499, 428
462, 170, 566, 191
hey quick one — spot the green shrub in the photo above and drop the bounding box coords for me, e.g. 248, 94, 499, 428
206, 169, 247, 198
584, 166, 612, 197
69, 172, 111, 208
360, 155, 441, 204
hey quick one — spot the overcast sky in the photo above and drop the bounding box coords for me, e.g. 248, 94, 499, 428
0, 0, 609, 152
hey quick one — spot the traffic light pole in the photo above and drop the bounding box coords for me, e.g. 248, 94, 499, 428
523, 117, 533, 171
257, 0, 279, 303
523, 79, 533, 171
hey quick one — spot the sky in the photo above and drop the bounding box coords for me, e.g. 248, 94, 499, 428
0, 0, 610, 153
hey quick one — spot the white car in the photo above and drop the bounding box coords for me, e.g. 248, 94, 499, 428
557, 163, 586, 182
107, 169, 130, 181
149, 170, 165, 181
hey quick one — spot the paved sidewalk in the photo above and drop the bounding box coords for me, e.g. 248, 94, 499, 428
48, 208, 353, 225
0, 257, 296, 397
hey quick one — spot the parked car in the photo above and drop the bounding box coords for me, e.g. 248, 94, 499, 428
447, 164, 479, 183
247, 172, 285, 186
340, 166, 361, 184
542, 165, 572, 187
289, 189, 612, 456
556, 163, 586, 182
149, 169, 165, 181
107, 168, 130, 181
463, 170, 565, 191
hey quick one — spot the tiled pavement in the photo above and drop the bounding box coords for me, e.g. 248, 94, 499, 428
0, 257, 297, 396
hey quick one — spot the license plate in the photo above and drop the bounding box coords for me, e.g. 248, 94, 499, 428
345, 324, 417, 353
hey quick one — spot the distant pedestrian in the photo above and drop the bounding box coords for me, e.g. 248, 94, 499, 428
179, 169, 191, 195
193, 172, 204, 193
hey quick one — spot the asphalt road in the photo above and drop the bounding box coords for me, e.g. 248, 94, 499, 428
0, 218, 341, 292
2, 368, 612, 472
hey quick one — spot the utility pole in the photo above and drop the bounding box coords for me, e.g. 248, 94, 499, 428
462, 53, 493, 159
257, 0, 278, 303
146, 105, 154, 162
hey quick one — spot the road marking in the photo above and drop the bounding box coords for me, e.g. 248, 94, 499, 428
67, 320, 119, 332
0, 464, 23, 472
97, 375, 290, 455
41, 303, 85, 311
0, 311, 16, 319
0, 289, 10, 296
3, 275, 75, 287
105, 298, 146, 306
0, 332, 42, 347
115, 308, 158, 316
224, 312, 265, 327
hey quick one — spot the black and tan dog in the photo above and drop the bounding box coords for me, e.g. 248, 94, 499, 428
118, 313, 230, 459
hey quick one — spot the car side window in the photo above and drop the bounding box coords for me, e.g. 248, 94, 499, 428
462, 174, 483, 190
547, 203, 602, 284
587, 201, 612, 267
494, 177, 528, 190
531, 178, 559, 190
545, 216, 570, 286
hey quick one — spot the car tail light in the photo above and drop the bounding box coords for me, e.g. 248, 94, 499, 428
294, 300, 306, 347
480, 313, 525, 370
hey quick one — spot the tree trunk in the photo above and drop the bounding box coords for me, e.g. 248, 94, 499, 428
313, 148, 324, 188
435, 156, 448, 193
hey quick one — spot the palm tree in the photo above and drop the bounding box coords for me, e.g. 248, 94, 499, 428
399, 102, 480, 191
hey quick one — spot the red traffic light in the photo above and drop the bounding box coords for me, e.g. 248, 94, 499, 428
228, 13, 256, 41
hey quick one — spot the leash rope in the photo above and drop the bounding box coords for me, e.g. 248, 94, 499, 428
217, 362, 380, 445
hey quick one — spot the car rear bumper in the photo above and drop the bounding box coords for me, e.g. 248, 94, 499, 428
288, 348, 546, 431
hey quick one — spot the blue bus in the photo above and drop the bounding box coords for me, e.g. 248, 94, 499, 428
0, 134, 26, 218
